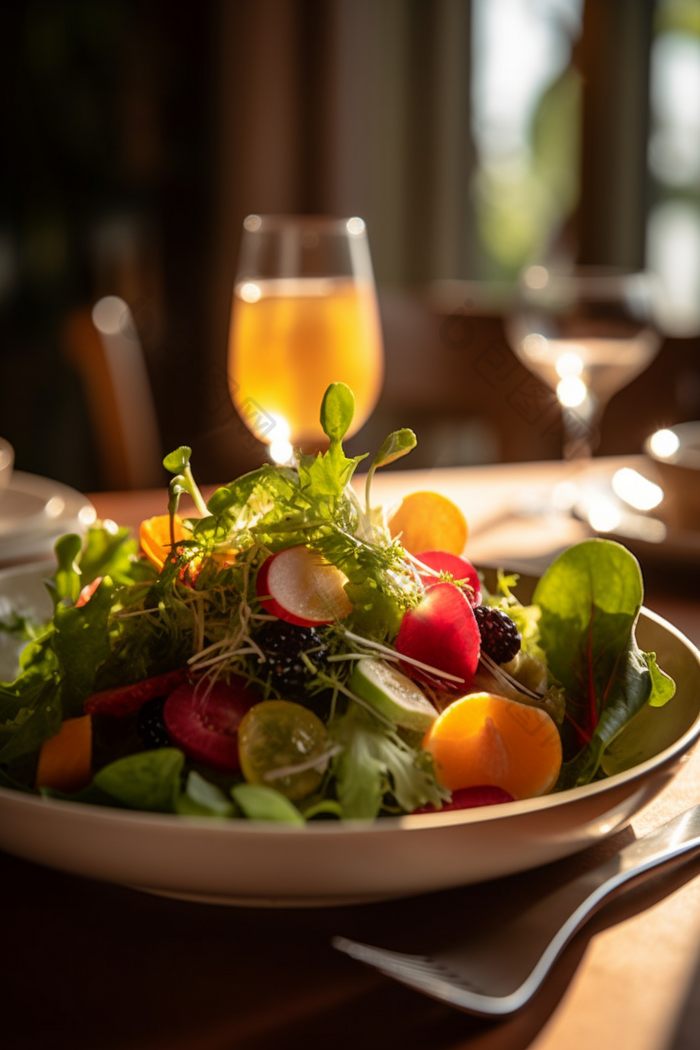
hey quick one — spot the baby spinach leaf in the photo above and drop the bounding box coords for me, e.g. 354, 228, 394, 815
533, 539, 675, 789
231, 783, 305, 824
93, 748, 185, 811
176, 770, 236, 818
39, 781, 124, 806
600, 656, 678, 776
644, 649, 676, 708
301, 798, 344, 820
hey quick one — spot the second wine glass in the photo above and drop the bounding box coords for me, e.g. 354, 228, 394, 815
506, 266, 661, 461
228, 215, 384, 461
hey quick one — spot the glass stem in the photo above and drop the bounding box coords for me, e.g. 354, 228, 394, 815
561, 395, 602, 462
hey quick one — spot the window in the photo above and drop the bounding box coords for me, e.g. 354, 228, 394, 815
470, 0, 700, 334
647, 0, 700, 334
471, 0, 583, 279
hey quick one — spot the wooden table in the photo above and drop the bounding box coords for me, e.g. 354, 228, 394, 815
3, 458, 700, 1050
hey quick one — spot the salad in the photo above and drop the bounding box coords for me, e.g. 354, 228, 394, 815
0, 383, 676, 823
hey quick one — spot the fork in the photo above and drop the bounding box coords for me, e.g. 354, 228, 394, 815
333, 804, 700, 1017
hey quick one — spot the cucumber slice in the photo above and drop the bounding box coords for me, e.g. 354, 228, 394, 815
349, 658, 438, 731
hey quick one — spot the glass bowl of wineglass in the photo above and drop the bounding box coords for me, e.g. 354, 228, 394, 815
506, 266, 662, 462
227, 214, 384, 463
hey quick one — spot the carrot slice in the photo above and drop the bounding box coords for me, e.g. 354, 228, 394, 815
35, 715, 93, 793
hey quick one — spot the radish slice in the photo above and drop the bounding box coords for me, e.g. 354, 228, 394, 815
415, 550, 482, 606
395, 582, 481, 692
256, 546, 353, 626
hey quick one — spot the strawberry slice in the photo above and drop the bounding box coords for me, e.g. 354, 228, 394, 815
415, 550, 481, 606
163, 676, 256, 773
395, 582, 480, 692
84, 667, 190, 716
414, 786, 514, 813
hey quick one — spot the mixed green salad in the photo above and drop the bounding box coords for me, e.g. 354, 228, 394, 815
0, 384, 676, 823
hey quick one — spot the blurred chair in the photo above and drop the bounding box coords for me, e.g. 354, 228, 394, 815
62, 296, 164, 490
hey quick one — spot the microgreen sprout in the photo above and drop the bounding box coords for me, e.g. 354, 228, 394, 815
364, 428, 416, 516
163, 446, 209, 519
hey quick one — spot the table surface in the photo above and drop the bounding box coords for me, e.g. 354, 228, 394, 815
3, 457, 700, 1050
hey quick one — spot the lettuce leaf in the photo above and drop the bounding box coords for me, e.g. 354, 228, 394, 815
329, 705, 446, 818
0, 662, 61, 767
0, 533, 136, 768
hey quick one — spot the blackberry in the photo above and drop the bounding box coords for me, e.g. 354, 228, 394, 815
473, 605, 521, 664
137, 697, 172, 748
255, 621, 330, 696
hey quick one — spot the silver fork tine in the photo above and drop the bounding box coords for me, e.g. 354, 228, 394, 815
332, 939, 437, 977
332, 936, 512, 1015
333, 805, 700, 1017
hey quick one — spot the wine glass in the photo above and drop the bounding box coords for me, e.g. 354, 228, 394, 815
227, 214, 384, 462
506, 266, 661, 462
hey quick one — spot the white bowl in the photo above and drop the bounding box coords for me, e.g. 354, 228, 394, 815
644, 422, 700, 531
0, 562, 699, 907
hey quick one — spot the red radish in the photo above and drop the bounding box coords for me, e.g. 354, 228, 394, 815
414, 785, 514, 813
163, 676, 255, 773
395, 582, 480, 692
256, 545, 353, 626
84, 667, 190, 716
415, 550, 481, 606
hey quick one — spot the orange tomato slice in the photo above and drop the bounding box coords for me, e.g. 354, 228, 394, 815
423, 692, 562, 800
386, 491, 468, 556
139, 514, 190, 570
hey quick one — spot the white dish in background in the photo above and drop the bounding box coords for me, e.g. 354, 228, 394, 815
573, 465, 700, 565
0, 472, 95, 564
644, 422, 700, 533
0, 562, 699, 907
